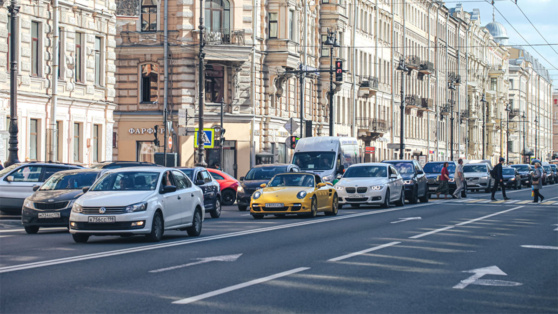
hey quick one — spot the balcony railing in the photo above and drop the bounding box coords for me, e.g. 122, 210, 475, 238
203, 29, 246, 45
509, 108, 520, 118
420, 98, 433, 111
407, 55, 420, 70
419, 61, 434, 75
358, 76, 379, 98
356, 118, 389, 134
405, 95, 420, 108
120, 30, 179, 45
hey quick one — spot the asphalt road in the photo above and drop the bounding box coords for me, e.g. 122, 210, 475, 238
1, 187, 557, 313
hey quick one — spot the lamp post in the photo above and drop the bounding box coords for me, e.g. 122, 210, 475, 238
521, 111, 526, 163
196, 0, 207, 167
6, 0, 21, 167
396, 59, 408, 160
534, 117, 538, 160
505, 104, 510, 164
480, 93, 487, 160
324, 29, 339, 137
448, 77, 456, 161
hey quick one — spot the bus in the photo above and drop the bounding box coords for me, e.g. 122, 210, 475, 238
291, 137, 360, 182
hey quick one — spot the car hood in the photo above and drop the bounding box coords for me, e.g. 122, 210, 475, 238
502, 175, 515, 179
337, 177, 389, 186
242, 180, 269, 190
464, 172, 489, 178
260, 186, 314, 196
29, 190, 84, 202
425, 173, 454, 179
77, 191, 153, 207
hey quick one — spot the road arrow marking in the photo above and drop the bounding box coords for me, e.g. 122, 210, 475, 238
391, 217, 422, 224
453, 266, 522, 289
149, 254, 242, 273
521, 245, 558, 250
554, 224, 558, 231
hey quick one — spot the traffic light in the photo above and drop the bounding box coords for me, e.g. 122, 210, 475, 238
153, 125, 160, 147
335, 60, 343, 82
289, 136, 299, 149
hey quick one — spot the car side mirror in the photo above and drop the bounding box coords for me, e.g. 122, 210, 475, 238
390, 174, 398, 179
240, 176, 245, 181
317, 183, 326, 188
195, 179, 205, 186
32, 185, 40, 191
163, 185, 177, 193
260, 183, 267, 188
82, 186, 90, 193
6, 176, 14, 182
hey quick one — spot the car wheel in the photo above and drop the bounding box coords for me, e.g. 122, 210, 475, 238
146, 212, 164, 242
308, 197, 317, 218
24, 226, 39, 234
186, 209, 202, 237
238, 205, 248, 211
221, 189, 236, 205
210, 197, 221, 218
395, 189, 405, 207
410, 187, 418, 204
252, 214, 264, 219
381, 189, 390, 208
72, 234, 89, 243
325, 194, 339, 216
419, 189, 429, 203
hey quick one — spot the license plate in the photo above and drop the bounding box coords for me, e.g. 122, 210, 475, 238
265, 203, 284, 208
38, 212, 60, 219
429, 187, 437, 191
88, 216, 116, 223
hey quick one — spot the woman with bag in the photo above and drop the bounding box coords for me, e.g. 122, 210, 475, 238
532, 162, 544, 203
436, 162, 450, 199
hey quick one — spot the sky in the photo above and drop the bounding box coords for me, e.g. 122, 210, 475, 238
454, 0, 558, 89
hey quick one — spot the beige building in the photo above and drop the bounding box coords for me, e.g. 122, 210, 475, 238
1, 0, 117, 165
553, 89, 557, 160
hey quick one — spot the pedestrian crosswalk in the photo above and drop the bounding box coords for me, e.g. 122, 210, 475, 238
430, 198, 558, 205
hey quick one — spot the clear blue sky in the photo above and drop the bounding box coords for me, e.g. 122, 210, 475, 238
455, 0, 558, 88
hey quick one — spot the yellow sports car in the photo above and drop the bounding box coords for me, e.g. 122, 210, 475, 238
250, 173, 339, 219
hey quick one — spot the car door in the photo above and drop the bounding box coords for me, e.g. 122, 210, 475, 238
196, 170, 214, 210
159, 171, 182, 227
172, 170, 193, 225
389, 166, 403, 202
313, 175, 328, 210
414, 161, 426, 197
1, 165, 44, 209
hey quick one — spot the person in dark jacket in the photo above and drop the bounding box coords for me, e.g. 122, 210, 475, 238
532, 162, 544, 203
491, 157, 510, 201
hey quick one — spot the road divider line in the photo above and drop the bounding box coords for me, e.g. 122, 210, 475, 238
516, 200, 532, 204
328, 242, 401, 262
521, 245, 558, 250
409, 206, 524, 239
172, 267, 310, 305
0, 227, 68, 234
466, 199, 483, 203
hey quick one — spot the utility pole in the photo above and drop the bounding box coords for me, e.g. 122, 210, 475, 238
480, 93, 487, 160
163, 0, 169, 166
505, 104, 510, 164
398, 59, 406, 160
449, 77, 456, 161
324, 29, 339, 137
196, 0, 207, 167
522, 112, 526, 163
6, 0, 21, 167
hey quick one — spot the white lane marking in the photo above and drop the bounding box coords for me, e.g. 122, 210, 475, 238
172, 267, 310, 305
149, 254, 242, 273
521, 245, 558, 250
391, 217, 422, 224
409, 206, 524, 239
472, 279, 522, 287
328, 242, 401, 262
0, 203, 433, 274
554, 225, 558, 231
0, 227, 67, 234
454, 266, 508, 289
0, 235, 13, 238
504, 200, 520, 204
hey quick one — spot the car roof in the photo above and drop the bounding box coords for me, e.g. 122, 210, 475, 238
382, 160, 415, 163
251, 163, 292, 169
348, 163, 389, 168
90, 161, 160, 169
178, 167, 206, 171
511, 164, 530, 166
52, 169, 103, 175
103, 166, 169, 173
13, 162, 83, 168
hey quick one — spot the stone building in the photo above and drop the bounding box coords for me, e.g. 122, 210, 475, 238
0, 0, 117, 165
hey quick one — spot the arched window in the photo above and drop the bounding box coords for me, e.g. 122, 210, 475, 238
141, 0, 158, 32
205, 0, 230, 33
140, 63, 159, 103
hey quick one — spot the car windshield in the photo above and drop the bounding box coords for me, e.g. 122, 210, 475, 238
0, 163, 22, 178
385, 162, 414, 175
463, 165, 488, 173
180, 169, 194, 180
245, 167, 287, 180
344, 166, 387, 178
90, 171, 160, 191
268, 174, 315, 187
423, 163, 456, 173
502, 169, 515, 175
40, 172, 99, 190
512, 165, 530, 172
292, 152, 336, 171
543, 166, 551, 172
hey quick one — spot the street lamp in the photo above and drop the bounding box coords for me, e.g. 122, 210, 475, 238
396, 59, 409, 159
5, 0, 21, 167
505, 104, 510, 164
448, 81, 456, 161
196, 0, 207, 167
521, 111, 526, 163
480, 93, 487, 160
534, 117, 539, 160
324, 29, 339, 137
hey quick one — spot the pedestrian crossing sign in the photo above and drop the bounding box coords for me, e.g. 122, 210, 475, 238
194, 128, 215, 148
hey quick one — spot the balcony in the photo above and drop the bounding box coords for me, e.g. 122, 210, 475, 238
407, 56, 420, 70
357, 118, 389, 139
119, 30, 179, 46
419, 61, 434, 75
420, 98, 433, 111
358, 76, 379, 98
449, 72, 461, 85
204, 29, 246, 46
460, 110, 469, 123
193, 29, 251, 62
509, 108, 520, 118
441, 105, 451, 116
405, 95, 420, 109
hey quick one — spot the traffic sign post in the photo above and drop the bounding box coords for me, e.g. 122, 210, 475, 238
365, 146, 375, 154
168, 136, 173, 150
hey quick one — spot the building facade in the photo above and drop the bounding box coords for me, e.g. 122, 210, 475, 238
1, 0, 117, 165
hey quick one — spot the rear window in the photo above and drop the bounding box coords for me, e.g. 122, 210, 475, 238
512, 165, 530, 172
179, 169, 194, 180
384, 162, 415, 175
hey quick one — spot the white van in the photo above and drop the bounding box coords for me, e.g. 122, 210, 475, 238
291, 137, 360, 182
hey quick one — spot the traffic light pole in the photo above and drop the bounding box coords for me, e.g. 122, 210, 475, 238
329, 45, 334, 137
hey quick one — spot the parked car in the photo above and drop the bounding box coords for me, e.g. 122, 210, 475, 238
69, 167, 204, 243
463, 163, 495, 193
335, 163, 405, 208
207, 168, 239, 205
0, 162, 84, 213
21, 169, 102, 234
502, 167, 521, 190
550, 164, 558, 184
90, 161, 160, 169
250, 173, 338, 219
510, 164, 533, 187
179, 167, 222, 218
541, 163, 555, 185
382, 160, 428, 203
423, 161, 466, 197
236, 163, 301, 211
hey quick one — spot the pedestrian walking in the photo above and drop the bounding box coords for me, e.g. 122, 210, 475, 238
452, 159, 465, 199
532, 162, 544, 204
491, 157, 510, 201
436, 162, 450, 199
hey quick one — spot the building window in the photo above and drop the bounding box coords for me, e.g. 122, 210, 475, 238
205, 0, 230, 33
490, 78, 497, 91
141, 0, 158, 32
75, 32, 83, 82
269, 13, 278, 38
73, 123, 81, 162
30, 119, 38, 161
288, 10, 294, 40
94, 37, 102, 86
93, 124, 100, 162
31, 21, 40, 76
140, 63, 159, 103
321, 34, 329, 57
205, 64, 224, 103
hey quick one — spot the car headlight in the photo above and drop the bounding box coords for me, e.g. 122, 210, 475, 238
404, 180, 414, 185
449, 178, 455, 183
253, 191, 262, 200
335, 186, 344, 191
370, 185, 382, 190
66, 200, 75, 208
510, 178, 516, 181
297, 191, 307, 199
322, 176, 332, 182
72, 203, 83, 213
481, 176, 488, 180
24, 199, 35, 209
237, 185, 244, 193
125, 202, 147, 213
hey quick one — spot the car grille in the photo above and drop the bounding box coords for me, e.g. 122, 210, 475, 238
244, 188, 256, 196
34, 202, 69, 210
357, 187, 367, 193
345, 197, 368, 202
427, 178, 437, 184
345, 187, 356, 193
82, 207, 127, 214
71, 222, 143, 230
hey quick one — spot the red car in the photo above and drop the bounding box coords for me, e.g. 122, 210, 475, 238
207, 169, 240, 205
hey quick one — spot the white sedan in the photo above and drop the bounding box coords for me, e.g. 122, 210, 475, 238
69, 167, 204, 243
335, 163, 405, 208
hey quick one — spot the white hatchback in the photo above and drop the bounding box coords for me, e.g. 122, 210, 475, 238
69, 167, 204, 243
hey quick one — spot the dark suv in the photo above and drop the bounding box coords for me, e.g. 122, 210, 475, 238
382, 160, 428, 203
423, 161, 466, 197
179, 167, 221, 218
510, 164, 533, 187
236, 164, 301, 211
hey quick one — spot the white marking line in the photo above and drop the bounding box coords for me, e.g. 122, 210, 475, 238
504, 200, 520, 204
0, 227, 67, 233
521, 245, 558, 250
453, 265, 506, 289
328, 241, 401, 262
391, 217, 421, 224
0, 203, 433, 274
409, 206, 524, 239
149, 254, 242, 273
0, 235, 13, 238
172, 267, 310, 305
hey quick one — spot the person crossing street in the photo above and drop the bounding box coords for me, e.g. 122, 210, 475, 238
491, 157, 510, 201
452, 159, 465, 199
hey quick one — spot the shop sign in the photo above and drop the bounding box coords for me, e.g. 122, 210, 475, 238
128, 127, 165, 135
